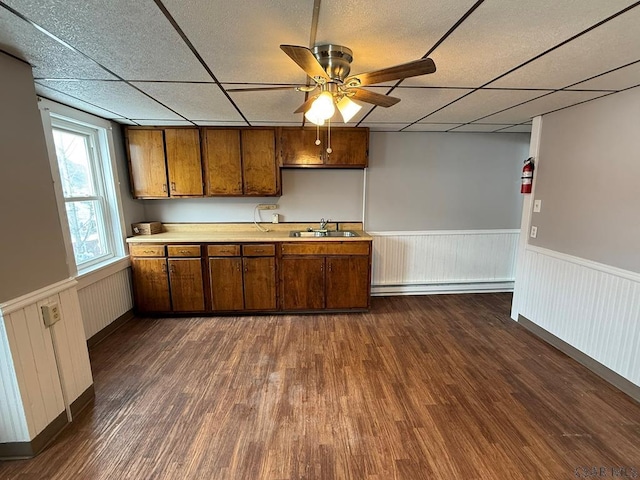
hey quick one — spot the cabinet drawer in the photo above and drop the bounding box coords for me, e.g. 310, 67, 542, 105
242, 244, 275, 257
208, 244, 241, 257
129, 244, 166, 257
167, 245, 201, 257
281, 241, 370, 256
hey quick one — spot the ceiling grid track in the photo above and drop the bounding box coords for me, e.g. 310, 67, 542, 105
0, 1, 195, 125
400, 0, 640, 132
152, 0, 251, 126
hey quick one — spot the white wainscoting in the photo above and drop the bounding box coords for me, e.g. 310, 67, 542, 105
516, 246, 640, 387
0, 279, 92, 442
369, 230, 519, 295
78, 265, 133, 340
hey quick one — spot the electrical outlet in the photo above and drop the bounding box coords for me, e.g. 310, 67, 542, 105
533, 199, 542, 213
42, 303, 61, 327
272, 213, 279, 224
530, 225, 538, 238
257, 204, 278, 210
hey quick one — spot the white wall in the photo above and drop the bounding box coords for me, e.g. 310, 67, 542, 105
512, 88, 640, 389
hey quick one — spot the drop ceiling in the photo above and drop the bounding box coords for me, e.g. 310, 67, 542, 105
1, 0, 639, 133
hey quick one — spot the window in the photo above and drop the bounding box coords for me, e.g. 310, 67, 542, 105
41, 101, 126, 276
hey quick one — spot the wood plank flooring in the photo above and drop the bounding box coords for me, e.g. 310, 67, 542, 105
1, 294, 639, 479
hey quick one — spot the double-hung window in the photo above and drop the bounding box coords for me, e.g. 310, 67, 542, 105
42, 100, 126, 276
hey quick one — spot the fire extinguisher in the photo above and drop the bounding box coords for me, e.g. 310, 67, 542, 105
521, 157, 534, 194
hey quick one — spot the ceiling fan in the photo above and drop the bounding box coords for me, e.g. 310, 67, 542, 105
227, 44, 436, 124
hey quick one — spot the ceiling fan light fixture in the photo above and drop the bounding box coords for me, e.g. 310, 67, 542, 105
336, 96, 362, 123
311, 91, 336, 120
304, 106, 325, 126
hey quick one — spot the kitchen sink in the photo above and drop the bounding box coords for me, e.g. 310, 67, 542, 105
289, 230, 359, 237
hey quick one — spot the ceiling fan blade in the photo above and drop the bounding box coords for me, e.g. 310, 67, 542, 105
346, 58, 436, 87
293, 96, 318, 114
280, 45, 329, 80
350, 89, 400, 108
226, 86, 304, 92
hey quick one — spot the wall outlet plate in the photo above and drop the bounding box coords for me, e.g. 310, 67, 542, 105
257, 204, 278, 210
533, 199, 542, 213
42, 303, 61, 327
530, 225, 538, 238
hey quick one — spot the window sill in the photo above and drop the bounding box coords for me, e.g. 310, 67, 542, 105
76, 256, 131, 290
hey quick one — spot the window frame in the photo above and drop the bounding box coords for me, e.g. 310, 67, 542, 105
40, 99, 127, 278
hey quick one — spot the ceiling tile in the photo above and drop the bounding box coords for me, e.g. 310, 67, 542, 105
423, 89, 550, 123
358, 123, 409, 132
161, 0, 313, 84
566, 61, 640, 91
496, 124, 533, 133
194, 120, 250, 127
363, 87, 473, 124
227, 86, 315, 123
491, 7, 640, 89
316, 0, 478, 78
131, 120, 194, 126
404, 0, 638, 87
35, 83, 125, 119
480, 91, 611, 124
403, 123, 461, 132
3, 0, 211, 81
131, 82, 244, 122
36, 80, 184, 120
0, 8, 115, 80
451, 124, 515, 132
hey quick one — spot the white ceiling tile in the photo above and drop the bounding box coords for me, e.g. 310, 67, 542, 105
4, 0, 210, 81
36, 80, 183, 120
316, 0, 478, 78
451, 124, 515, 132
492, 8, 640, 89
358, 123, 410, 132
496, 124, 533, 133
480, 91, 611, 123
566, 61, 640, 91
131, 82, 244, 122
0, 8, 115, 80
228, 86, 314, 123
404, 0, 638, 87
424, 89, 550, 123
131, 120, 194, 126
161, 0, 313, 84
35, 83, 124, 119
364, 87, 473, 124
403, 123, 461, 132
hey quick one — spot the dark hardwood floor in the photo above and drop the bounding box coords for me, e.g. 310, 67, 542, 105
1, 294, 639, 479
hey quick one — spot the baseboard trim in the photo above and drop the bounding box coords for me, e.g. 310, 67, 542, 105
372, 281, 514, 296
0, 410, 67, 460
87, 309, 134, 349
70, 384, 95, 418
518, 315, 640, 404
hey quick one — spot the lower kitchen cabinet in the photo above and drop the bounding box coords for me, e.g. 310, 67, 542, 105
168, 258, 205, 311
209, 256, 244, 311
243, 256, 277, 310
281, 257, 325, 310
131, 257, 171, 312
325, 256, 370, 309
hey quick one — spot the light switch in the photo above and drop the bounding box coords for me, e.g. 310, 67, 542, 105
530, 226, 538, 238
533, 200, 542, 213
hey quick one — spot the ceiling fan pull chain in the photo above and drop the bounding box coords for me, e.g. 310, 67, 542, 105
326, 118, 332, 154
315, 123, 321, 146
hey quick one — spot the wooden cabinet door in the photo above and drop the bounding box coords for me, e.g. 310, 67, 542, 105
202, 129, 243, 195
325, 128, 369, 167
127, 129, 168, 197
281, 257, 324, 310
131, 257, 171, 312
241, 129, 279, 195
243, 257, 276, 310
168, 258, 205, 311
325, 256, 370, 309
280, 128, 324, 166
209, 257, 244, 311
165, 128, 203, 196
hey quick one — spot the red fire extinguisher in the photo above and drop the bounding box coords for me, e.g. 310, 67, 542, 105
521, 157, 534, 194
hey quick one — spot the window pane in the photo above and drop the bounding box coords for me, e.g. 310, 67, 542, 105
65, 200, 109, 265
53, 129, 95, 197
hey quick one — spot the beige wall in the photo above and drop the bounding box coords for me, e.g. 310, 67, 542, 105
0, 52, 69, 302
530, 86, 640, 273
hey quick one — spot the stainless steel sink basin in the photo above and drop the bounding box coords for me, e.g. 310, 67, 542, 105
289, 230, 359, 238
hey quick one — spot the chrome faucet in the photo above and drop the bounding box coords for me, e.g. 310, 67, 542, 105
320, 217, 330, 230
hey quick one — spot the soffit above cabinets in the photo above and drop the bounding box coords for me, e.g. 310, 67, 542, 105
2, 0, 639, 131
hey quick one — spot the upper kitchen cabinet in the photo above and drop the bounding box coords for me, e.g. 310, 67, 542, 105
126, 127, 203, 199
202, 128, 281, 196
280, 127, 369, 168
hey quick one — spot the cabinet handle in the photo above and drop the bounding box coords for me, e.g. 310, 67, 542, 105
161, 263, 167, 272
143, 250, 154, 254
162, 184, 167, 192
179, 250, 189, 254
244, 267, 248, 273
254, 249, 264, 253
328, 262, 332, 272
236, 264, 241, 272
171, 182, 176, 191
320, 264, 324, 272
170, 265, 175, 273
